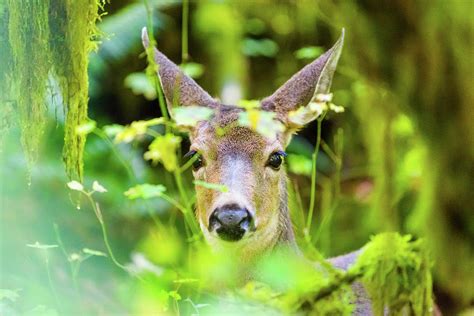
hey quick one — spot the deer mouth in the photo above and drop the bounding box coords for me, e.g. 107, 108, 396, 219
208, 207, 255, 242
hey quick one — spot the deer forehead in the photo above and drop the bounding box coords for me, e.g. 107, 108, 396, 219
190, 109, 283, 160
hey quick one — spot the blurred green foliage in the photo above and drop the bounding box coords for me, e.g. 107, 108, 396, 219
1, 0, 472, 315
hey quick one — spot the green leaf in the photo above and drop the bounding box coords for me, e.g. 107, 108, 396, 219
75, 120, 97, 136
238, 109, 284, 140
144, 134, 182, 171
124, 72, 156, 100
179, 62, 205, 79
26, 242, 59, 250
172, 106, 214, 127
168, 290, 182, 301
124, 184, 167, 200
193, 180, 228, 193
92, 180, 107, 193
83, 248, 107, 257
287, 154, 312, 176
295, 46, 324, 59
237, 99, 260, 110
67, 180, 84, 191
114, 118, 164, 143
242, 38, 279, 57
103, 124, 124, 137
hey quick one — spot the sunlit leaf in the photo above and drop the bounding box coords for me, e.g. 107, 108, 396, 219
114, 118, 164, 143
295, 46, 324, 59
68, 253, 81, 262
67, 181, 84, 191
173, 278, 200, 284
237, 99, 260, 110
287, 154, 312, 176
180, 62, 205, 79
144, 134, 182, 171
126, 252, 164, 276
193, 180, 228, 193
238, 109, 284, 140
124, 184, 167, 200
103, 124, 124, 137
83, 248, 107, 257
26, 242, 59, 249
328, 103, 345, 113
92, 180, 107, 193
172, 106, 214, 127
168, 290, 181, 301
75, 120, 97, 136
124, 72, 157, 100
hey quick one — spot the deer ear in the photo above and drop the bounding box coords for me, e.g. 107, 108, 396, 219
141, 27, 218, 115
261, 29, 344, 130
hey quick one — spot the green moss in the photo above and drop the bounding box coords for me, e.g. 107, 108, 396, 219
7, 0, 51, 171
352, 233, 433, 315
5, 0, 104, 180
51, 0, 104, 181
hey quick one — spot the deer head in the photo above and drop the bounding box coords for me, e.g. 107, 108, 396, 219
142, 28, 344, 261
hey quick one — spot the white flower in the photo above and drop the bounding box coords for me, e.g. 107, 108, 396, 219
92, 181, 107, 193
67, 181, 84, 191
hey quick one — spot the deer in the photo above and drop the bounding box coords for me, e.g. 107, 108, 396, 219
140, 28, 439, 316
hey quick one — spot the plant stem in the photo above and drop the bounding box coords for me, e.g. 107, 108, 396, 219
85, 193, 127, 271
181, 0, 189, 63
305, 113, 326, 239
93, 129, 135, 181
53, 223, 79, 291
144, 0, 170, 125
44, 251, 61, 309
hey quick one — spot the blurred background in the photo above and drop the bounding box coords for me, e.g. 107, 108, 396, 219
1, 0, 472, 314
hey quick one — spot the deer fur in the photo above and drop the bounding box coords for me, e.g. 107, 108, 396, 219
141, 28, 439, 316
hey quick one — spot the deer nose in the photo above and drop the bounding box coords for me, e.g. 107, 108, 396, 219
209, 205, 253, 241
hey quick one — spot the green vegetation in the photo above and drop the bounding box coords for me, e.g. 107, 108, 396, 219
0, 1, 472, 315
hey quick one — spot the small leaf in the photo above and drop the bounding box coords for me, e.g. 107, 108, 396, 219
173, 278, 200, 284
179, 62, 205, 79
144, 134, 182, 171
172, 106, 214, 127
242, 38, 279, 57
67, 181, 84, 191
92, 180, 107, 193
328, 103, 345, 113
26, 242, 59, 250
287, 154, 313, 176
75, 120, 97, 136
83, 248, 107, 257
0, 289, 21, 302
238, 109, 284, 140
124, 72, 157, 100
115, 119, 165, 144
68, 253, 81, 262
193, 180, 228, 193
124, 184, 167, 200
295, 46, 324, 60
103, 124, 124, 137
168, 290, 182, 301
237, 99, 260, 110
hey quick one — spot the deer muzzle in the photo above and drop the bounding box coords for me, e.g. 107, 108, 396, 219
208, 204, 254, 241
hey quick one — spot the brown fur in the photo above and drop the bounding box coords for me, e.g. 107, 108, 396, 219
141, 27, 439, 315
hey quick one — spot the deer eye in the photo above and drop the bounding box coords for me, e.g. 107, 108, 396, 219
267, 151, 286, 170
185, 150, 205, 171
192, 154, 204, 171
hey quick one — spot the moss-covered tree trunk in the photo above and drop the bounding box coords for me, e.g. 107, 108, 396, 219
326, 0, 473, 309
1, 0, 104, 181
